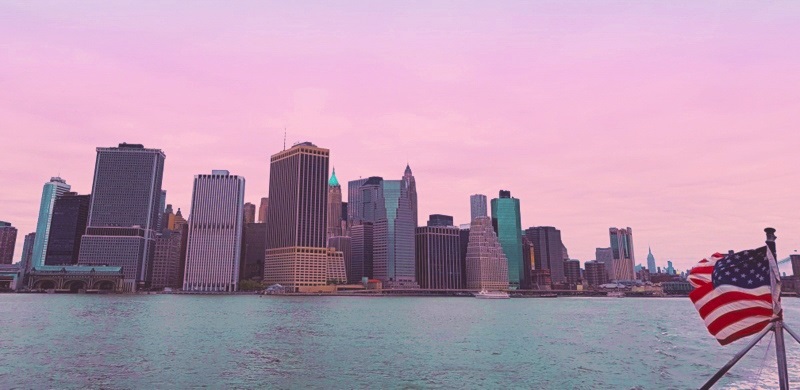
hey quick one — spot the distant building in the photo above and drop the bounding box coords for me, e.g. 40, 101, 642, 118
21, 232, 35, 271
174, 208, 187, 227
521, 236, 534, 289
371, 168, 418, 288
596, 247, 615, 281
264, 142, 329, 291
465, 216, 509, 290
564, 259, 581, 286
241, 222, 266, 280
326, 248, 347, 284
327, 168, 343, 239
647, 247, 656, 274
349, 223, 374, 283
31, 177, 71, 268
427, 214, 454, 227
243, 202, 256, 224
328, 236, 352, 283
459, 227, 470, 288
525, 226, 565, 285
530, 269, 552, 290
666, 260, 675, 276
416, 226, 462, 289
77, 143, 166, 292
491, 190, 523, 289
791, 254, 800, 277
151, 227, 184, 290
403, 164, 418, 229
470, 194, 487, 221
258, 197, 268, 223
609, 227, 635, 281
584, 260, 608, 287
183, 170, 245, 292
346, 178, 371, 223
0, 222, 17, 264
156, 190, 167, 233
44, 192, 90, 265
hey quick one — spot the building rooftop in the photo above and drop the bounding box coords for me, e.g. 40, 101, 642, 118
329, 168, 339, 187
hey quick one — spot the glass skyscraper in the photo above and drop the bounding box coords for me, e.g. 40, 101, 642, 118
491, 190, 523, 289
609, 227, 635, 281
31, 177, 71, 268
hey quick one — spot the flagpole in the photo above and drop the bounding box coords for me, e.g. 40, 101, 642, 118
766, 227, 790, 390
700, 323, 775, 390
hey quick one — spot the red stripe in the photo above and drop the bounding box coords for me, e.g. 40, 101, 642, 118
689, 266, 714, 275
707, 307, 774, 335
698, 292, 772, 319
689, 284, 713, 303
717, 319, 771, 346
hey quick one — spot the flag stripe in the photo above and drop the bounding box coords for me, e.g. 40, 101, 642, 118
718, 319, 772, 346
698, 291, 772, 319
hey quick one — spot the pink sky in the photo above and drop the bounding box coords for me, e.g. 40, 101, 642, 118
2, 1, 799, 271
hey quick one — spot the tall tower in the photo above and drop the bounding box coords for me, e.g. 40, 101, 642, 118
0, 222, 17, 264
31, 177, 71, 268
20, 232, 36, 270
647, 247, 656, 274
243, 202, 256, 224
403, 164, 418, 228
491, 190, 523, 289
78, 143, 166, 291
416, 225, 462, 289
609, 227, 635, 281
258, 197, 268, 223
373, 168, 417, 288
327, 168, 343, 239
524, 226, 565, 285
465, 216, 509, 290
45, 192, 90, 265
264, 142, 329, 291
470, 194, 488, 221
183, 170, 245, 292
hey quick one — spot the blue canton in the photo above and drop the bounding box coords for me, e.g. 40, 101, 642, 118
711, 246, 770, 289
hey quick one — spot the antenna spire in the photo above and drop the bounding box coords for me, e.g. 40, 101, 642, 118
283, 128, 287, 150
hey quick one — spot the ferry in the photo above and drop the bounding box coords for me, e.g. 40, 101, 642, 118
473, 290, 510, 299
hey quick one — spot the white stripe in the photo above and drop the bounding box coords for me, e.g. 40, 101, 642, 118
693, 285, 771, 309
715, 315, 772, 340
703, 300, 772, 326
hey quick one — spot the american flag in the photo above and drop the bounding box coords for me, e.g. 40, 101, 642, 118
688, 246, 779, 345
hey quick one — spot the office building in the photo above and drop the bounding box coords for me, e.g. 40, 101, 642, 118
647, 247, 656, 274
373, 168, 418, 288
459, 227, 470, 288
327, 168, 343, 239
427, 214, 454, 227
346, 178, 370, 223
44, 192, 90, 265
791, 254, 800, 277
349, 223, 373, 283
0, 222, 17, 264
151, 228, 184, 290
326, 248, 347, 284
465, 216, 509, 290
156, 190, 167, 233
328, 236, 352, 283
20, 232, 35, 271
596, 247, 614, 280
403, 164, 418, 228
349, 177, 382, 223
258, 197, 268, 223
416, 225, 462, 289
241, 222, 266, 281
524, 226, 566, 285
584, 260, 608, 287
31, 177, 71, 268
174, 208, 187, 227
609, 227, 636, 281
470, 194, 488, 221
491, 190, 523, 288
183, 170, 245, 292
264, 142, 329, 291
666, 260, 675, 276
77, 143, 165, 291
530, 269, 552, 289
243, 202, 256, 224
564, 259, 581, 286
521, 236, 534, 289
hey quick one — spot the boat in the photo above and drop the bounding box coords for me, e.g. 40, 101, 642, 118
607, 291, 625, 298
473, 290, 510, 299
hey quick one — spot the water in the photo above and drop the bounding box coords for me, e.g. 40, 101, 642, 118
1, 295, 800, 389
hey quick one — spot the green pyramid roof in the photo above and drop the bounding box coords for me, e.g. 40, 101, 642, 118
329, 168, 339, 186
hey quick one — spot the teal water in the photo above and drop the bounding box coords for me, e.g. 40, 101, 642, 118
1, 295, 800, 389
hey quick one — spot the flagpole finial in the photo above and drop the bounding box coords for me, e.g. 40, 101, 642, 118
765, 228, 776, 242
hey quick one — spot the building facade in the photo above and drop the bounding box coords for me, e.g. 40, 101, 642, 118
0, 222, 17, 264
584, 260, 608, 287
791, 254, 800, 277
524, 226, 566, 285
427, 214, 454, 227
243, 202, 256, 224
326, 248, 347, 284
415, 226, 462, 289
647, 247, 656, 274
21, 232, 35, 270
264, 142, 329, 291
327, 236, 352, 283
596, 247, 614, 281
465, 216, 509, 290
491, 191, 523, 288
44, 192, 90, 265
77, 143, 166, 292
470, 194, 488, 222
151, 228, 184, 290
564, 259, 581, 286
31, 177, 71, 268
609, 227, 636, 281
258, 197, 268, 223
327, 168, 344, 239
373, 170, 418, 288
241, 222, 266, 281
183, 170, 245, 292
349, 223, 373, 283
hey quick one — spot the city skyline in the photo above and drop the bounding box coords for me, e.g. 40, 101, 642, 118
2, 2, 800, 269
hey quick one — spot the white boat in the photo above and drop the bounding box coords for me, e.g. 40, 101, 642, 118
473, 290, 510, 299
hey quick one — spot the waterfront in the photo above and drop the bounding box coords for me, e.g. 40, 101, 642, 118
2, 295, 800, 389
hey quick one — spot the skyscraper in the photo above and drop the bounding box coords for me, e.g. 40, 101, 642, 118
349, 177, 382, 223
327, 168, 343, 239
78, 143, 166, 291
151, 228, 184, 290
156, 190, 167, 233
328, 236, 352, 283
241, 222, 266, 281
596, 247, 614, 280
416, 225, 462, 289
564, 259, 581, 286
584, 260, 608, 287
31, 177, 71, 268
349, 223, 373, 283
647, 247, 656, 274
346, 177, 370, 223
243, 202, 256, 224
373, 169, 417, 288
44, 192, 90, 265
0, 222, 17, 264
182, 171, 244, 292
258, 197, 268, 223
491, 190, 523, 288
264, 142, 329, 291
470, 194, 487, 221
666, 260, 675, 276
609, 227, 635, 281
524, 226, 566, 285
403, 164, 418, 228
427, 214, 454, 227
21, 232, 35, 270
465, 216, 509, 290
